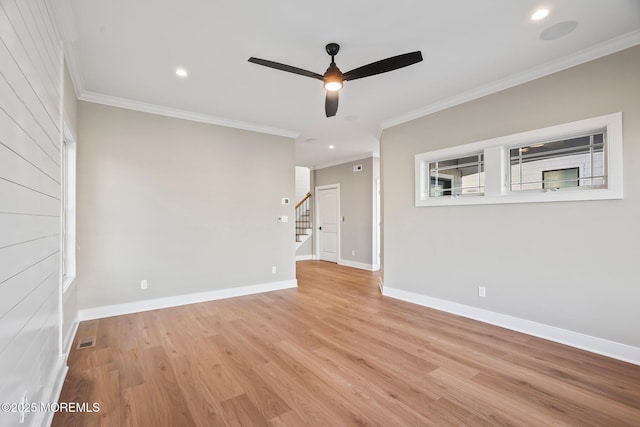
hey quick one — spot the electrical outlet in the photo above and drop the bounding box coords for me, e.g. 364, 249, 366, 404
351, 250, 355, 256
478, 286, 486, 297
271, 266, 277, 274
141, 280, 148, 290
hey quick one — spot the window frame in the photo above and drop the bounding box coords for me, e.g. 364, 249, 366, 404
415, 112, 623, 207
61, 123, 77, 293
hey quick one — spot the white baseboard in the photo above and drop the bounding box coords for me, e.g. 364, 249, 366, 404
339, 258, 380, 272
79, 279, 298, 321
296, 255, 313, 261
63, 314, 80, 359
383, 286, 640, 366
37, 356, 68, 427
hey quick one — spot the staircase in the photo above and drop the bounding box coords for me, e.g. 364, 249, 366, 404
295, 192, 312, 249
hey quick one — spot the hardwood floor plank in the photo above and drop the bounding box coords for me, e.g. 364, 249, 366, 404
220, 394, 269, 427
123, 382, 195, 427
113, 349, 145, 391
266, 409, 313, 427
209, 333, 291, 420
254, 361, 357, 427
170, 355, 232, 427
53, 261, 640, 426
312, 343, 440, 420
472, 370, 636, 426
137, 346, 197, 426
55, 365, 119, 427
426, 367, 558, 426
229, 320, 376, 426
500, 346, 640, 410
327, 310, 481, 378
425, 397, 498, 427
277, 339, 420, 426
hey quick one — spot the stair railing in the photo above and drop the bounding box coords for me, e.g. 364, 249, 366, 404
295, 192, 312, 241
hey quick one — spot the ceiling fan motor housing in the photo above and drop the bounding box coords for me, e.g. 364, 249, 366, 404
324, 63, 344, 86
325, 43, 340, 57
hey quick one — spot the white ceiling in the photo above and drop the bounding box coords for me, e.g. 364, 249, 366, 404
54, 0, 640, 168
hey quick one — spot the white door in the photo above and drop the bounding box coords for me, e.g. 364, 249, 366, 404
317, 186, 339, 262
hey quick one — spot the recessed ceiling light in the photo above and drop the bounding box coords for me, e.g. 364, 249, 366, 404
328, 145, 335, 150
175, 67, 188, 78
531, 8, 549, 21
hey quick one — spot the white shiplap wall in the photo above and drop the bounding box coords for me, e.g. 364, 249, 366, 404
0, 0, 66, 426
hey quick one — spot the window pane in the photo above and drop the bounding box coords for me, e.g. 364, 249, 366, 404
542, 168, 579, 189
428, 154, 484, 197
510, 132, 606, 191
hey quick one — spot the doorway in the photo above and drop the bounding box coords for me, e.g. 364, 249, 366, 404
315, 184, 340, 263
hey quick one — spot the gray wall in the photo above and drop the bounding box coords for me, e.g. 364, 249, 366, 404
0, 1, 66, 425
314, 157, 377, 267
76, 102, 296, 310
381, 45, 640, 347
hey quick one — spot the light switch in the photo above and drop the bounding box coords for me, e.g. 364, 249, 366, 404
278, 216, 289, 223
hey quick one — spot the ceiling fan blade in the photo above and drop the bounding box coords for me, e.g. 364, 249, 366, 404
325, 90, 339, 117
248, 57, 323, 80
343, 51, 423, 81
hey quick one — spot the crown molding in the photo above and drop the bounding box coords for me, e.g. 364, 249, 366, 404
381, 30, 640, 130
312, 152, 379, 170
50, 0, 298, 139
79, 92, 299, 139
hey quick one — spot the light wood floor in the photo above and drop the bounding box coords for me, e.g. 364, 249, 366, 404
54, 261, 640, 426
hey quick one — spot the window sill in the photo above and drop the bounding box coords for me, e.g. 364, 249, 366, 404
416, 187, 623, 207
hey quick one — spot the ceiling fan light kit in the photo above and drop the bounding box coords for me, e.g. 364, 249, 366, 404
249, 43, 423, 117
323, 67, 343, 91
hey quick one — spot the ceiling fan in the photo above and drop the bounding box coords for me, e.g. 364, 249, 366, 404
248, 43, 423, 117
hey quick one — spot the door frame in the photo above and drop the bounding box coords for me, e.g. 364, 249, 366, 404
314, 184, 341, 262
374, 178, 381, 271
